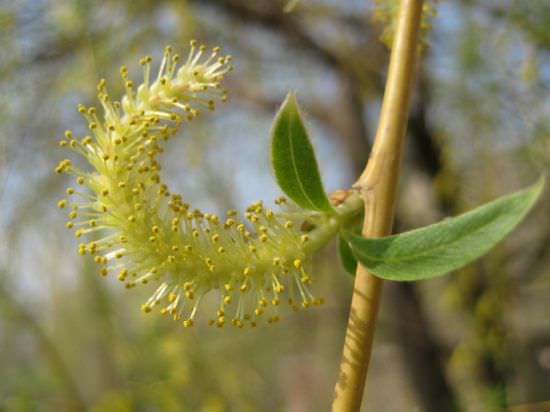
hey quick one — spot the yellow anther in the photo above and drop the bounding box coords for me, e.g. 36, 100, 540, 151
274, 285, 285, 293
300, 234, 310, 243
259, 234, 268, 242
128, 215, 136, 223
117, 270, 128, 281
183, 319, 194, 328
293, 259, 302, 269
57, 199, 67, 209
284, 221, 294, 229
141, 305, 152, 313
223, 296, 232, 305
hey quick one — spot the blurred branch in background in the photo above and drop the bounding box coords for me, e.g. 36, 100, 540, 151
0, 273, 85, 411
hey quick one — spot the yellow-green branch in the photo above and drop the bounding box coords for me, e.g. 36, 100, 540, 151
331, 1, 424, 410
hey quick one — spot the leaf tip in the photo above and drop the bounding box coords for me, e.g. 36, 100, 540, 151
282, 90, 298, 110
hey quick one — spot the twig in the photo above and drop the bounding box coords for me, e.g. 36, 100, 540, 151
331, 1, 424, 411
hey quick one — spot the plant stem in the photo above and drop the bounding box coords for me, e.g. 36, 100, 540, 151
331, 1, 424, 411
302, 193, 364, 256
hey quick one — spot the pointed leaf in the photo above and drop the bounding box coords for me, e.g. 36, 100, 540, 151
271, 92, 334, 213
338, 235, 358, 275
346, 177, 544, 281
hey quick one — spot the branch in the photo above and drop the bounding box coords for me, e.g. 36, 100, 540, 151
332, 2, 424, 410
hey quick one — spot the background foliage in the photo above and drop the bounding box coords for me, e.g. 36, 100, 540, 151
0, 0, 549, 411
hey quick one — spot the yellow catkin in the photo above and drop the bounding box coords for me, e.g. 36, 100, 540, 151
57, 43, 329, 328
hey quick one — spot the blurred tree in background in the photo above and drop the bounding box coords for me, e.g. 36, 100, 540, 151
0, 0, 549, 411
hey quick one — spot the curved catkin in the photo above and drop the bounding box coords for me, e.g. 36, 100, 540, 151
56, 43, 329, 328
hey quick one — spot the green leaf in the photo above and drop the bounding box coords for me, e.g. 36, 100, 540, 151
271, 92, 334, 213
338, 235, 358, 275
345, 177, 545, 281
